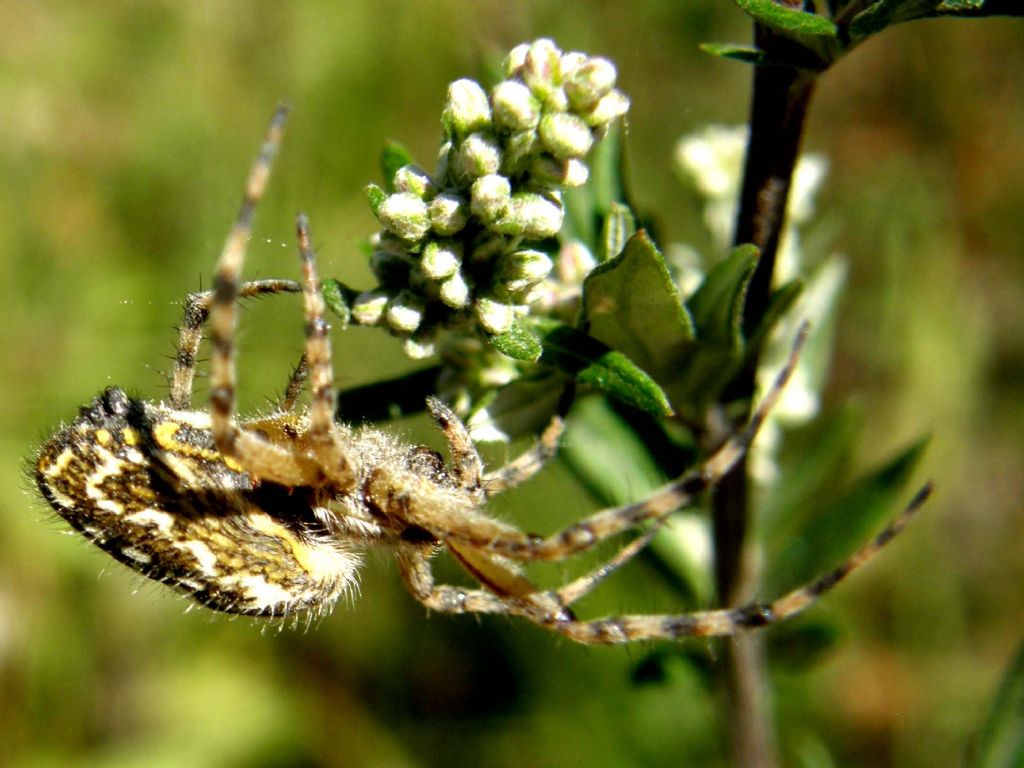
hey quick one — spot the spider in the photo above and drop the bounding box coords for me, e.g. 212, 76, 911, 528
33, 106, 931, 644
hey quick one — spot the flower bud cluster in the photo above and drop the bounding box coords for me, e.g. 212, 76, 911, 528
351, 38, 629, 358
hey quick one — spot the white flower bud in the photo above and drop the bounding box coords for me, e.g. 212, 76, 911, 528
498, 249, 554, 293
521, 40, 568, 111
385, 290, 425, 333
403, 335, 436, 360
511, 192, 564, 239
521, 39, 561, 91
582, 89, 630, 127
444, 78, 492, 138
351, 290, 391, 326
564, 57, 617, 110
377, 192, 430, 242
439, 271, 470, 308
528, 156, 589, 188
421, 240, 462, 280
539, 113, 593, 160
475, 296, 515, 334
470, 174, 511, 225
454, 133, 502, 179
504, 43, 530, 77
559, 51, 588, 81
428, 193, 468, 236
392, 165, 434, 198
491, 81, 541, 131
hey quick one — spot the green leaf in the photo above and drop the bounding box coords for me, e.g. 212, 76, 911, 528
599, 202, 636, 263
745, 278, 805, 361
764, 437, 929, 592
533, 319, 673, 417
379, 141, 414, 192
489, 319, 543, 362
687, 243, 759, 348
672, 244, 758, 409
334, 366, 441, 422
848, 0, 943, 37
581, 231, 696, 392
321, 278, 358, 328
734, 0, 838, 38
365, 183, 387, 216
970, 640, 1024, 768
699, 42, 767, 65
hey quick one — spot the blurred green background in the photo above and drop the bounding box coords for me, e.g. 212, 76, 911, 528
2, 3, 1022, 767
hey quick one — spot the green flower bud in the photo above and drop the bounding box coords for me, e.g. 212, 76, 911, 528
475, 296, 515, 334
470, 174, 511, 226
392, 164, 434, 198
491, 81, 541, 131
377, 192, 430, 242
421, 239, 462, 280
443, 78, 492, 138
385, 290, 425, 333
439, 271, 470, 308
454, 133, 502, 179
428, 192, 468, 236
564, 57, 617, 111
352, 289, 391, 326
538, 113, 593, 160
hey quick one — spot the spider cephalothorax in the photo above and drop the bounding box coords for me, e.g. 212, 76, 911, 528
34, 106, 929, 643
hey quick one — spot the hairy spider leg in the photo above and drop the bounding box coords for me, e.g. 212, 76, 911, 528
295, 214, 357, 487
394, 324, 809, 564
207, 105, 323, 486
170, 278, 300, 409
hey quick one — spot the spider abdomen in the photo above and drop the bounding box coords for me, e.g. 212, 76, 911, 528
35, 387, 360, 617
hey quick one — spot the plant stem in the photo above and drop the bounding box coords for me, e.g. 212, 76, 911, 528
713, 20, 818, 768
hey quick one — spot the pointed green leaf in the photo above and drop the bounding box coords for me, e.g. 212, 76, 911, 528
970, 640, 1024, 768
849, 0, 943, 37
365, 183, 387, 216
599, 202, 636, 263
379, 141, 414, 192
321, 278, 359, 328
765, 437, 929, 592
582, 231, 696, 391
699, 42, 767, 65
735, 0, 838, 38
687, 243, 759, 348
489, 319, 543, 362
746, 278, 805, 361
533, 319, 673, 417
